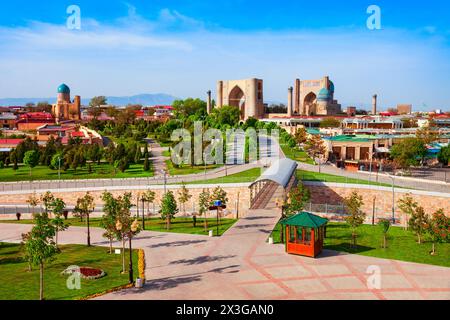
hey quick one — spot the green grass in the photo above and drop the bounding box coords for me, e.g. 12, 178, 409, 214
0, 243, 138, 300
0, 162, 154, 182
165, 160, 222, 176
0, 217, 238, 237
280, 143, 315, 165
184, 168, 262, 185
270, 222, 450, 267
297, 170, 397, 188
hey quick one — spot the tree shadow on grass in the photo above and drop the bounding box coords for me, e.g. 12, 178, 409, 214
0, 256, 24, 265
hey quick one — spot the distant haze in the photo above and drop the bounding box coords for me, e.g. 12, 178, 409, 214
0, 93, 178, 107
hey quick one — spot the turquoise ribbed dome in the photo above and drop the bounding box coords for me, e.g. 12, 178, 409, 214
317, 88, 330, 101
57, 84, 70, 94
329, 81, 335, 92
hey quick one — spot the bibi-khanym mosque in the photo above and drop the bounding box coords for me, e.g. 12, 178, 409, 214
207, 76, 342, 120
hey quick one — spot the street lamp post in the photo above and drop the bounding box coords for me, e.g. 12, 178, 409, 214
161, 170, 167, 194
128, 220, 139, 284
388, 174, 396, 224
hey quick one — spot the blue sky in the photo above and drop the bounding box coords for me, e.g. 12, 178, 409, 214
0, 0, 449, 110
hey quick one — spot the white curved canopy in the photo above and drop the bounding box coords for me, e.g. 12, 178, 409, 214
250, 158, 298, 189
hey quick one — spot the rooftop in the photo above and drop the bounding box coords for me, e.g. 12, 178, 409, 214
280, 212, 328, 228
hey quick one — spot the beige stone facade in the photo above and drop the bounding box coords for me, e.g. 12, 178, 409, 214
306, 185, 450, 225
0, 185, 252, 220
216, 78, 265, 120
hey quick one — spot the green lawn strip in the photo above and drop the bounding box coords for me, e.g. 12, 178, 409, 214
297, 170, 399, 188
0, 243, 138, 300
270, 222, 450, 267
165, 160, 222, 176
280, 143, 315, 165
0, 163, 154, 182
183, 168, 262, 185
0, 217, 237, 237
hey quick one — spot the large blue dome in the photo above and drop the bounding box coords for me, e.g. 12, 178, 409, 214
57, 84, 70, 94
317, 88, 331, 101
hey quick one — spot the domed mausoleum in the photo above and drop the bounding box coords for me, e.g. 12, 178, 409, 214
52, 84, 81, 122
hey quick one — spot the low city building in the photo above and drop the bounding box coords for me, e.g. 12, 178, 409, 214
0, 138, 24, 152
15, 112, 55, 131
0, 112, 17, 129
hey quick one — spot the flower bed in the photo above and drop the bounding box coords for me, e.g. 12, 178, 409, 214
62, 266, 106, 280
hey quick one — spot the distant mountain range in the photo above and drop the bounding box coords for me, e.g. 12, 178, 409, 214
0, 93, 178, 107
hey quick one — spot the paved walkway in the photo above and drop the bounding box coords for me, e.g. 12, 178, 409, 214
1, 188, 449, 300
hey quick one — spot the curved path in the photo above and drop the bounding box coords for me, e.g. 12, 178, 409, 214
1, 187, 449, 300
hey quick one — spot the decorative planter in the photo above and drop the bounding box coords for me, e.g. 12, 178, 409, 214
268, 237, 274, 244
62, 266, 106, 280
208, 230, 214, 237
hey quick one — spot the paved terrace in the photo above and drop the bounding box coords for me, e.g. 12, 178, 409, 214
1, 188, 449, 300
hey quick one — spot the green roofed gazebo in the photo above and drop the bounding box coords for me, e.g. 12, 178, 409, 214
280, 212, 328, 258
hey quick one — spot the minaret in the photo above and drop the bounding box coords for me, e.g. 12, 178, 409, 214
206, 90, 212, 114
372, 94, 378, 115
217, 81, 223, 108
294, 78, 300, 114
287, 86, 293, 117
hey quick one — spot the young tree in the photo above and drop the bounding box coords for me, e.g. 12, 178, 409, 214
425, 209, 449, 255
101, 192, 130, 254
178, 183, 192, 215
134, 147, 142, 164
398, 194, 418, 230
22, 213, 58, 300
294, 127, 308, 145
50, 198, 67, 247
304, 135, 327, 172
26, 193, 40, 216
161, 191, 178, 230
113, 193, 134, 273
284, 183, 311, 216
378, 219, 391, 249
74, 192, 95, 246
23, 150, 40, 176
211, 186, 228, 205
344, 191, 366, 248
437, 145, 450, 166
198, 189, 211, 231
408, 206, 428, 244
141, 189, 156, 221
40, 191, 55, 216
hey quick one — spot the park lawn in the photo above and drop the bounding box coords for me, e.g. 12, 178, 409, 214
270, 222, 450, 267
297, 170, 396, 188
0, 243, 138, 300
0, 217, 238, 237
280, 143, 315, 165
0, 162, 154, 182
185, 168, 262, 185
165, 160, 222, 176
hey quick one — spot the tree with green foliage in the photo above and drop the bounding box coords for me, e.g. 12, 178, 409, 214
319, 117, 341, 128
211, 186, 228, 206
26, 193, 40, 216
161, 191, 178, 230
284, 183, 311, 216
22, 213, 58, 300
294, 127, 308, 145
134, 147, 142, 164
23, 150, 40, 176
73, 192, 95, 246
112, 192, 133, 272
50, 152, 64, 171
141, 189, 156, 219
89, 96, 107, 108
40, 191, 55, 216
50, 198, 67, 247
344, 191, 365, 248
198, 189, 211, 231
398, 194, 418, 230
178, 183, 192, 215
408, 206, 428, 244
378, 219, 391, 249
101, 192, 130, 254
425, 209, 449, 255
304, 134, 327, 172
208, 105, 241, 128
437, 145, 450, 166
390, 137, 427, 170
10, 150, 18, 171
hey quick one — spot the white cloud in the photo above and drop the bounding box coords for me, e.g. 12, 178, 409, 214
0, 7, 449, 110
